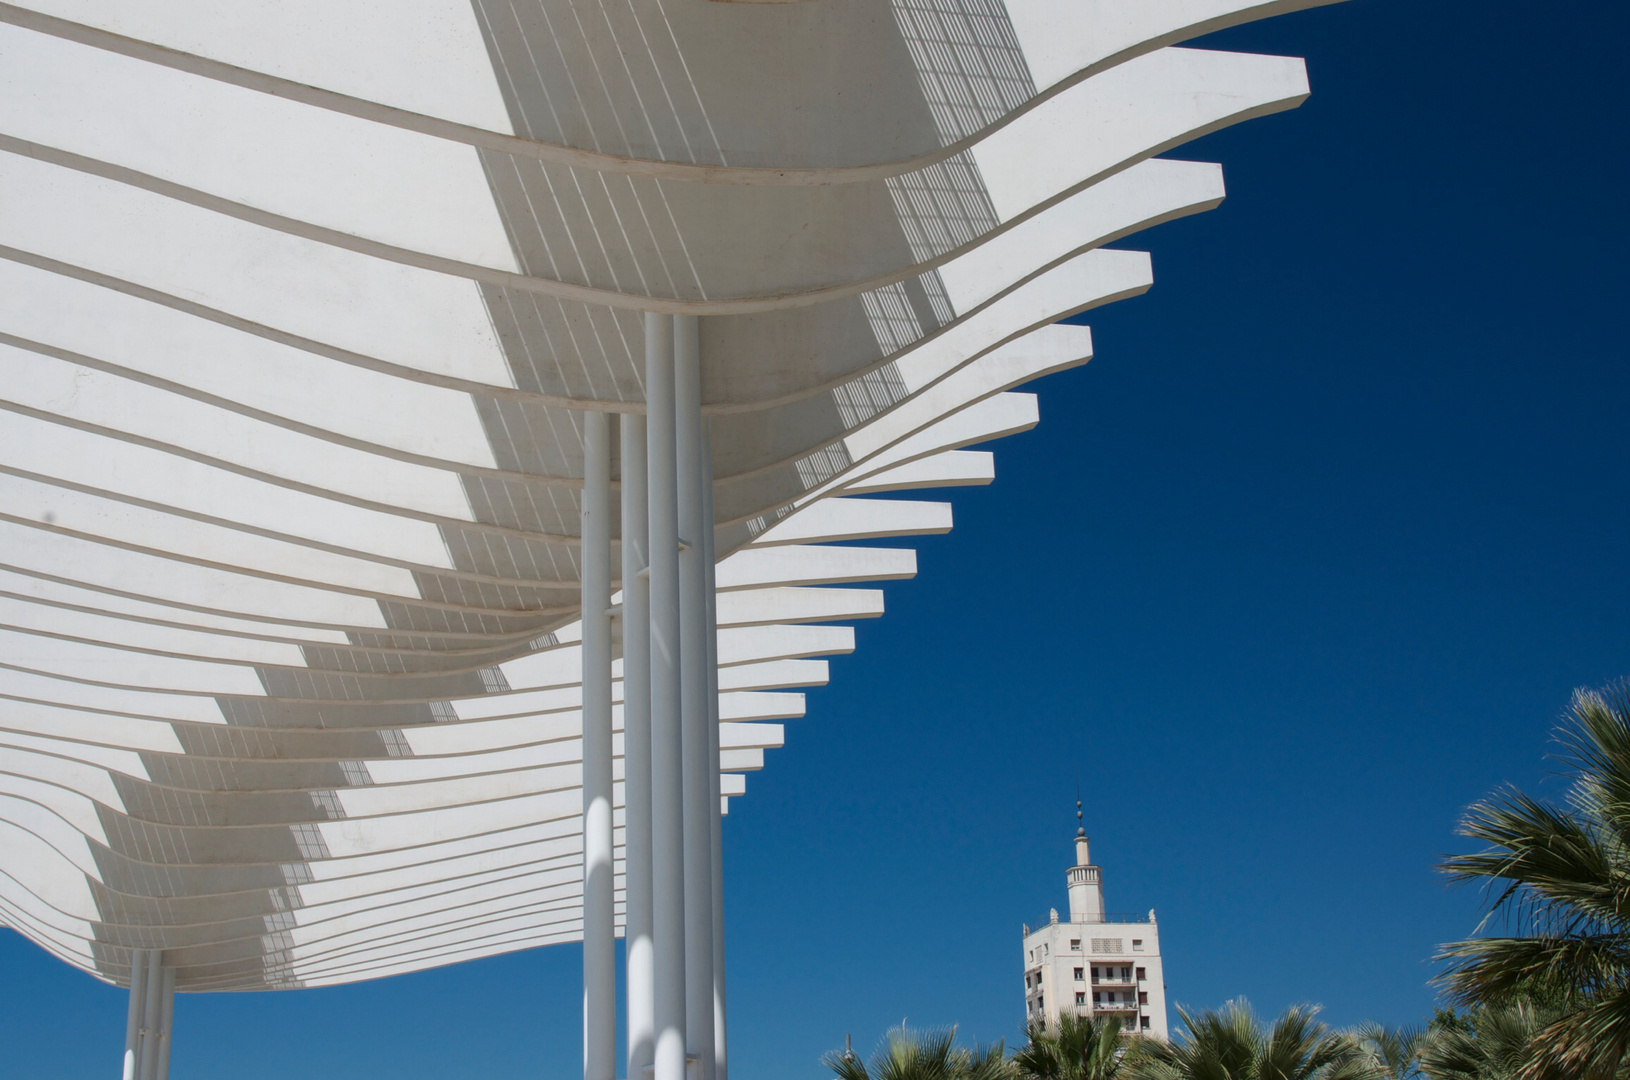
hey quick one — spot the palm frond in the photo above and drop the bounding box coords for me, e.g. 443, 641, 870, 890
1435, 933, 1630, 1006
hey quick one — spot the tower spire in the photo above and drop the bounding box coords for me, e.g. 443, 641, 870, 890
1066, 801, 1104, 921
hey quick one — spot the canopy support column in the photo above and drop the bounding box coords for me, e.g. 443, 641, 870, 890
702, 420, 728, 1080
582, 408, 616, 1080
122, 949, 147, 1080
622, 410, 655, 1080
646, 311, 688, 1080
154, 968, 176, 1080
675, 314, 715, 1080
138, 951, 162, 1080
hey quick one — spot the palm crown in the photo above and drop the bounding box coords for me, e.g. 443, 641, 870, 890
1014, 1011, 1129, 1080
1437, 684, 1630, 1079
1122, 999, 1376, 1080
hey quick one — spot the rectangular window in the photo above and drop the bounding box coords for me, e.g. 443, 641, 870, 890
1138, 992, 1149, 1005
1090, 967, 1100, 983
1070, 939, 1081, 951
1140, 1017, 1151, 1030
1136, 967, 1146, 981
1107, 992, 1116, 1003
1122, 967, 1131, 980
1074, 968, 1084, 981
1132, 939, 1144, 951
1093, 992, 1101, 1003
1075, 993, 1086, 1005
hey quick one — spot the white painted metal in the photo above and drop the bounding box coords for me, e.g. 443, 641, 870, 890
0, 0, 1336, 1045
138, 951, 162, 1080
154, 967, 176, 1080
621, 411, 656, 1080
703, 421, 728, 1080
646, 312, 687, 1080
121, 948, 146, 1080
580, 409, 615, 1080
675, 313, 715, 1080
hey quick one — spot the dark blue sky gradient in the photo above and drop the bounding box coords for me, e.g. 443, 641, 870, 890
5, 1, 1628, 1076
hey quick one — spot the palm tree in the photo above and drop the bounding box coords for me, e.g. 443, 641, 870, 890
1416, 1003, 1568, 1080
1437, 683, 1630, 1079
1014, 1010, 1127, 1080
1122, 999, 1378, 1080
825, 1025, 1013, 1080
1357, 1024, 1426, 1080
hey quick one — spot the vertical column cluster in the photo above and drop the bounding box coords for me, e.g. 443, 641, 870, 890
581, 314, 727, 1080
122, 950, 175, 1080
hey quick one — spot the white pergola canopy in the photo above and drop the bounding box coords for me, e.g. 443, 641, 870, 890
0, 0, 1334, 997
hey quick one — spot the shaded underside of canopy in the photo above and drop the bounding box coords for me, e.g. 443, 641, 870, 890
0, 0, 1335, 991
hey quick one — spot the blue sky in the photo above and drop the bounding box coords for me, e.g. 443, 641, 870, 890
6, 0, 1629, 1076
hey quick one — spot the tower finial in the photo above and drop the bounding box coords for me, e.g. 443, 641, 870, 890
1075, 798, 1084, 838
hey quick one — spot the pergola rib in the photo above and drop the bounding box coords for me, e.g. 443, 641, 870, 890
0, 0, 1334, 181
0, 0, 1332, 1010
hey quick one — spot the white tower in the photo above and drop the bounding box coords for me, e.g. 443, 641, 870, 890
1021, 804, 1169, 1040
1066, 832, 1104, 922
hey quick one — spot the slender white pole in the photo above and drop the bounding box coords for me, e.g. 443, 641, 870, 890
122, 949, 147, 1080
702, 421, 728, 1080
675, 313, 715, 1080
138, 951, 162, 1080
622, 411, 656, 1080
581, 409, 616, 1080
646, 312, 687, 1080
154, 967, 176, 1080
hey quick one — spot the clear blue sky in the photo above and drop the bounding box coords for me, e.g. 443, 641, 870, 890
6, 0, 1628, 1076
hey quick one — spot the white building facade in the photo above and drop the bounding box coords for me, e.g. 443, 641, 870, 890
1023, 830, 1169, 1040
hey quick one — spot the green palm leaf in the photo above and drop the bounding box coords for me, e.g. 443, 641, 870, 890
1436, 683, 1630, 1079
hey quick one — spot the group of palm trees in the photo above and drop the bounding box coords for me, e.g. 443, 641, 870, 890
826, 684, 1630, 1080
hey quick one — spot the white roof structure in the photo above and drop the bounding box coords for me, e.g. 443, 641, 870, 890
0, 0, 1335, 1012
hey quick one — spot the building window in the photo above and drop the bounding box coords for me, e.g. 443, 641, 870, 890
1090, 967, 1100, 982
1126, 1017, 1138, 1032
1138, 992, 1149, 1005
1073, 968, 1084, 981
1092, 992, 1101, 1004
1121, 967, 1131, 980
1136, 967, 1146, 981
1075, 993, 1085, 1005
1069, 939, 1081, 951
1132, 939, 1144, 951
1140, 1017, 1151, 1030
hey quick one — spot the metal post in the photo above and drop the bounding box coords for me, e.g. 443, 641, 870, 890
646, 312, 687, 1080
122, 948, 147, 1080
582, 409, 616, 1080
675, 313, 715, 1080
138, 951, 162, 1080
702, 421, 727, 1080
622, 411, 656, 1080
154, 967, 176, 1080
